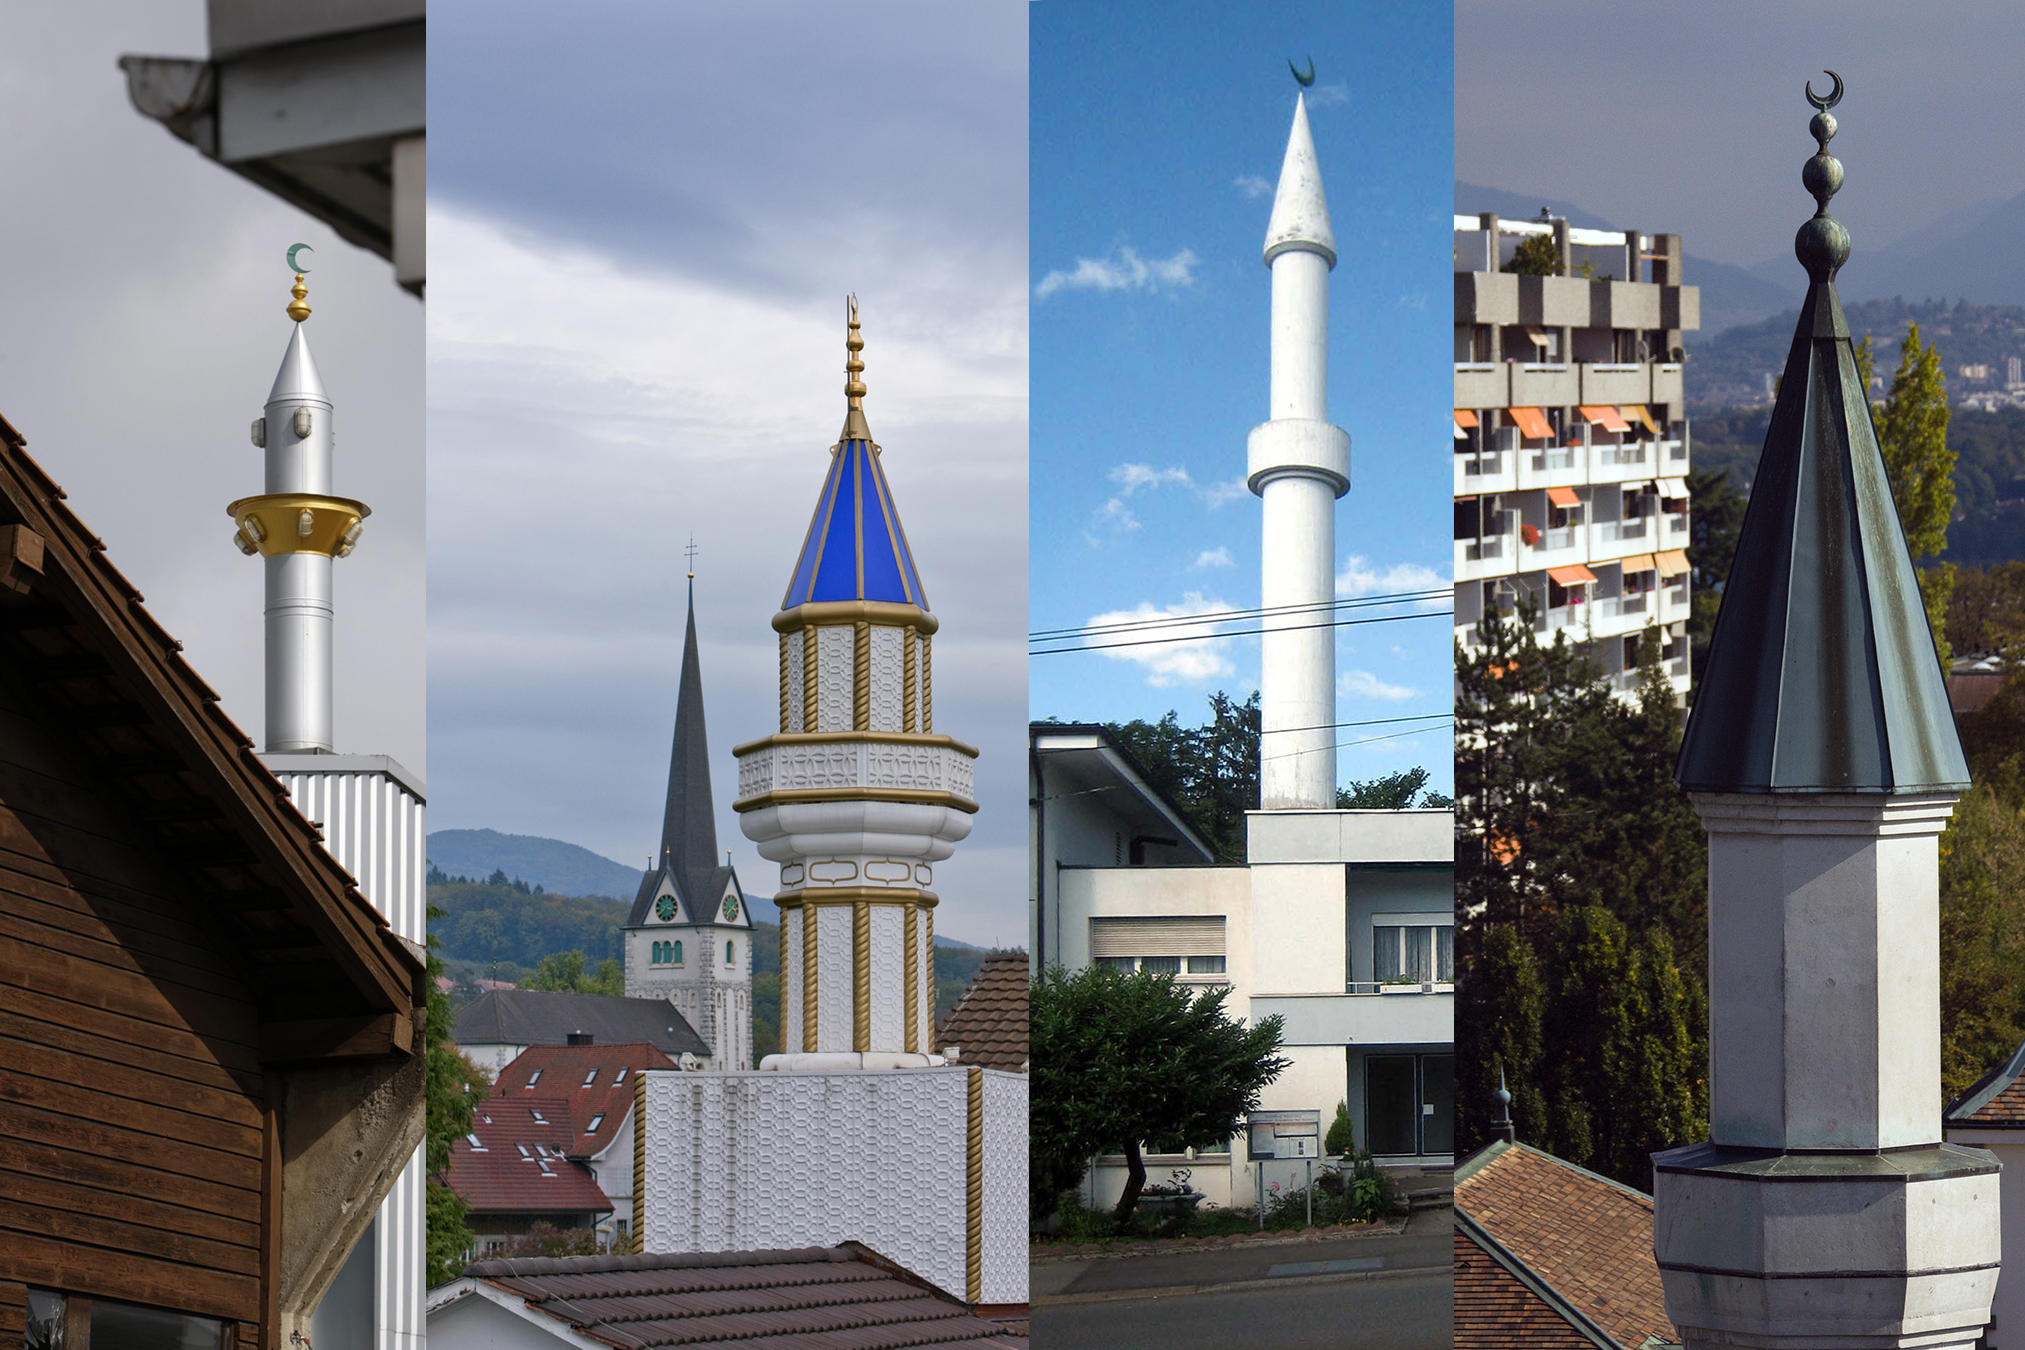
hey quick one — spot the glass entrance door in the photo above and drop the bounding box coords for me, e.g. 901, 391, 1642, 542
1421, 1054, 1455, 1155
1365, 1055, 1418, 1155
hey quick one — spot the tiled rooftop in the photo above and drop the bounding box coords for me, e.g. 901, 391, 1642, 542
938, 954, 1027, 1074
444, 1094, 613, 1218
1948, 1038, 2025, 1126
455, 1245, 1027, 1348
493, 1041, 677, 1157
1454, 1223, 1605, 1349
1455, 1140, 1676, 1349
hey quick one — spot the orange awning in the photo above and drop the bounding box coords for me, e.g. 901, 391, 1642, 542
1545, 486, 1581, 508
1507, 406, 1553, 440
1578, 405, 1631, 433
1548, 564, 1597, 586
1454, 408, 1480, 428
1619, 554, 1656, 574
1656, 549, 1690, 577
1626, 404, 1662, 435
1658, 477, 1689, 498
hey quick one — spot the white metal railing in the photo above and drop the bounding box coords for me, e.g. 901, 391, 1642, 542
1346, 981, 1455, 995
1530, 447, 1576, 472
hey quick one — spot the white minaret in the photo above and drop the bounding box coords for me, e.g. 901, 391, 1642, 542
1654, 79, 1995, 1349
1250, 88, 1351, 810
234, 260, 427, 1350
735, 299, 976, 1067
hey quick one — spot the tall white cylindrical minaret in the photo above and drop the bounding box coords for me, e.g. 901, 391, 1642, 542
228, 269, 370, 752
735, 299, 977, 1068
1249, 90, 1351, 811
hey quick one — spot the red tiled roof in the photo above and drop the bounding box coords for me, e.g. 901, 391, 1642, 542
493, 1042, 677, 1157
1455, 1141, 1676, 1349
445, 1095, 613, 1218
1949, 1039, 2025, 1126
456, 1244, 1027, 1348
1454, 1223, 1605, 1349
939, 954, 1028, 1073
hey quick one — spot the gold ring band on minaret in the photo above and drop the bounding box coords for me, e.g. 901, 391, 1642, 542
227, 493, 370, 558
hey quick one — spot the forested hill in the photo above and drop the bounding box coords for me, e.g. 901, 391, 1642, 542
426, 828, 645, 900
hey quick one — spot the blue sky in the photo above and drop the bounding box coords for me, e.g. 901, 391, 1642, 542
426, 1, 1028, 947
1029, 0, 1456, 796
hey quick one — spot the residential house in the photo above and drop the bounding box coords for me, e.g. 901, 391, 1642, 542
453, 987, 712, 1078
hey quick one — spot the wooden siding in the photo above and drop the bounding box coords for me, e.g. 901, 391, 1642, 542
0, 660, 266, 1338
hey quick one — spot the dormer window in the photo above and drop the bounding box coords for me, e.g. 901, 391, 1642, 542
583, 1069, 598, 1086
588, 1112, 606, 1132
465, 1133, 484, 1151
516, 1143, 531, 1158
615, 1067, 629, 1084
527, 1069, 543, 1086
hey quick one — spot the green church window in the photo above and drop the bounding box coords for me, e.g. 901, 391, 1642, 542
672, 940, 683, 964
726, 940, 735, 966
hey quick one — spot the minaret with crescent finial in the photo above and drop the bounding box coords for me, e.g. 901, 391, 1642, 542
1251, 68, 1351, 810
229, 254, 370, 752
733, 298, 977, 1067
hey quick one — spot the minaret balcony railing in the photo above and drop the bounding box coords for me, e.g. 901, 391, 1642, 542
732, 731, 978, 812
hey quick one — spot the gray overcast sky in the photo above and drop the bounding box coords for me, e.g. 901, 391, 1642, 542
0, 4, 425, 772
425, 1, 1028, 948
1457, 0, 2025, 268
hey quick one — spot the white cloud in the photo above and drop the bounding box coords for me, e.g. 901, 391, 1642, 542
1083, 496, 1141, 545
1083, 592, 1236, 687
1336, 555, 1451, 605
1233, 174, 1273, 200
1035, 244, 1200, 299
1199, 477, 1251, 509
1192, 546, 1234, 570
1340, 669, 1418, 702
1110, 463, 1193, 495
1308, 80, 1350, 108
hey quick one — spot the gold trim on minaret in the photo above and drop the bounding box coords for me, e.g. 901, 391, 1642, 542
778, 632, 790, 732
802, 625, 820, 731
779, 908, 791, 1052
966, 1066, 984, 1303
922, 634, 933, 732
852, 900, 871, 1053
853, 621, 871, 731
904, 903, 921, 1055
841, 294, 871, 443
902, 627, 919, 733
227, 494, 369, 559
632, 1071, 647, 1249
802, 901, 819, 1052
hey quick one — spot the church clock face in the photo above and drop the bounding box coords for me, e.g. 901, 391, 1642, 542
656, 895, 677, 922
723, 895, 739, 921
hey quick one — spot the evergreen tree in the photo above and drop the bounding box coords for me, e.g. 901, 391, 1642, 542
1684, 466, 1747, 693
1874, 322, 1956, 666
1939, 785, 2025, 1102
1502, 232, 1564, 276
1455, 922, 1547, 1153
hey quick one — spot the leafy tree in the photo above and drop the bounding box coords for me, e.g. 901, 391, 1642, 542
424, 905, 490, 1284
1456, 922, 1548, 1153
1684, 466, 1747, 693
1338, 766, 1451, 809
1030, 965, 1287, 1225
1104, 692, 1259, 861
1938, 785, 2025, 1102
1960, 668, 2025, 805
1947, 561, 2025, 657
1502, 232, 1563, 277
522, 948, 626, 996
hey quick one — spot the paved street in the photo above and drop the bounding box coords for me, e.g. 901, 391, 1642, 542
1030, 1209, 1453, 1349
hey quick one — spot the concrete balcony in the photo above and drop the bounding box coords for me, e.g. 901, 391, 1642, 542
1525, 525, 1588, 576
1455, 446, 1515, 496
1580, 363, 1649, 404
1454, 363, 1508, 409
1652, 363, 1685, 405
1253, 990, 1454, 1048
1516, 441, 1588, 491
1589, 440, 1657, 485
1661, 286, 1700, 332
1543, 601, 1588, 634
1511, 363, 1579, 408
1456, 269, 1519, 326
1590, 515, 1657, 563
1594, 280, 1662, 330
1455, 512, 1518, 583
1657, 579, 1691, 625
1589, 590, 1657, 640
1518, 273, 1592, 327
1658, 511, 1691, 547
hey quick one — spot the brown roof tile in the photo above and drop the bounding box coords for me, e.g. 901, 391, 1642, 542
938, 955, 1027, 1073
1454, 1223, 1604, 1349
1949, 1039, 2025, 1126
1455, 1142, 1676, 1349
445, 1095, 613, 1218
457, 1245, 1026, 1348
494, 1042, 678, 1156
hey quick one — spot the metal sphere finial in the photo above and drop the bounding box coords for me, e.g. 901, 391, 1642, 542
1794, 70, 1850, 284
844, 294, 867, 406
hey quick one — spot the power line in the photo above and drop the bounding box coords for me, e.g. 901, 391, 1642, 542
1030, 587, 1450, 642
1031, 607, 1450, 656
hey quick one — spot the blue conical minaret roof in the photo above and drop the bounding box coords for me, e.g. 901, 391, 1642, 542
780, 298, 929, 612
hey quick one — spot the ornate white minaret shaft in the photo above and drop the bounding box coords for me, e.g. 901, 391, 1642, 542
1249, 89, 1350, 810
229, 267, 369, 752
734, 298, 977, 1068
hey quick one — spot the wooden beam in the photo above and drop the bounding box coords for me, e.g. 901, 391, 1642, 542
0, 524, 44, 595
258, 1013, 413, 1065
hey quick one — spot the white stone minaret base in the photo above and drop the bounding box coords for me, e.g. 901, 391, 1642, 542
1654, 793, 1999, 1349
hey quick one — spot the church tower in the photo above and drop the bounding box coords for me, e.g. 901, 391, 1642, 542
734, 298, 977, 1066
622, 575, 753, 1070
1250, 89, 1351, 810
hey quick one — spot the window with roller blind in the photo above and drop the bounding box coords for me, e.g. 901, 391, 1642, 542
1089, 916, 1227, 979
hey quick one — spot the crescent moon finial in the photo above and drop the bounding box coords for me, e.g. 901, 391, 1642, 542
1289, 56, 1315, 89
285, 242, 314, 274
1805, 69, 1842, 111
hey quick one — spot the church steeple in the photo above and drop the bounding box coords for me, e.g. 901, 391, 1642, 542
660, 576, 720, 900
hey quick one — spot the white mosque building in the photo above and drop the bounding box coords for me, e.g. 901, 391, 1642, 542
1031, 85, 1455, 1209
628, 302, 1026, 1310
